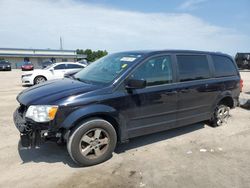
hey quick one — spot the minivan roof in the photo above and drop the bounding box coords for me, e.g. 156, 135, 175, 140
122, 50, 230, 57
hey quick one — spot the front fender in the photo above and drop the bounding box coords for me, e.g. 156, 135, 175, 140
61, 104, 119, 129
60, 104, 129, 142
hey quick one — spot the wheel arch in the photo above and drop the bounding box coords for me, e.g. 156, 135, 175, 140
210, 92, 234, 118
33, 75, 47, 84
218, 96, 234, 108
213, 90, 235, 109
61, 104, 126, 142
74, 114, 121, 141
208, 93, 234, 127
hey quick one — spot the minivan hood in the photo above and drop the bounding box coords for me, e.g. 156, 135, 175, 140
17, 78, 101, 106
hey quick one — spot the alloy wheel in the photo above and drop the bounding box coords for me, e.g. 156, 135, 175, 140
35, 77, 46, 84
216, 105, 230, 126
79, 128, 109, 159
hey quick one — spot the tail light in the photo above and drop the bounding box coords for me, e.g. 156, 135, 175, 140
240, 79, 243, 92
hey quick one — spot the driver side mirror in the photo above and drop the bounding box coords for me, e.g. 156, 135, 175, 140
125, 79, 146, 90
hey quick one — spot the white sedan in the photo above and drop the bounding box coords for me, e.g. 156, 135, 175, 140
21, 62, 86, 85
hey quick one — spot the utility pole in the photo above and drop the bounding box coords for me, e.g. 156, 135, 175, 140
60, 37, 63, 50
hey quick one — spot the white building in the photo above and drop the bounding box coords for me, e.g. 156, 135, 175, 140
0, 48, 85, 68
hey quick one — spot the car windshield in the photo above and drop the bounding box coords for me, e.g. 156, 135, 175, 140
23, 62, 32, 65
74, 52, 143, 85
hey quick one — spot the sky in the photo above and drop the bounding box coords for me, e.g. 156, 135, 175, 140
0, 0, 249, 55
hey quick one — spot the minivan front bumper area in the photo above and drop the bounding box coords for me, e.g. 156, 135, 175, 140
13, 109, 40, 147
13, 106, 59, 147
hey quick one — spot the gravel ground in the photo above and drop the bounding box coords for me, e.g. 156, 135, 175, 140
0, 70, 249, 188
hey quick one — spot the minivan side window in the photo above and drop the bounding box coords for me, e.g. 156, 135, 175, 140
212, 55, 237, 77
177, 55, 210, 82
131, 56, 173, 86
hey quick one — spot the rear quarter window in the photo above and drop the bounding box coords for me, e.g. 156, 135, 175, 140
212, 55, 237, 77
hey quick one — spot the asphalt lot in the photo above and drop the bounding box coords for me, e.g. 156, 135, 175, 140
0, 70, 250, 188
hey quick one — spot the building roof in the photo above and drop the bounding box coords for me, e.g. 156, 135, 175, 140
0, 47, 75, 52
0, 47, 78, 58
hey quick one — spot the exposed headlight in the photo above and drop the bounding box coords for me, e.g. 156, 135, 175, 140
25, 105, 58, 122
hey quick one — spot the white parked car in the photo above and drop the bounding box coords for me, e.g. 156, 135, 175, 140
21, 62, 86, 85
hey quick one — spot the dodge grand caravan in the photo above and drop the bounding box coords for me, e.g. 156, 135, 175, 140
14, 50, 241, 166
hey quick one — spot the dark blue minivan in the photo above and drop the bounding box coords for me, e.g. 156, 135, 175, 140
14, 50, 241, 166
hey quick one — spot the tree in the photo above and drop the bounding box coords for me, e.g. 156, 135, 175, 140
76, 49, 108, 62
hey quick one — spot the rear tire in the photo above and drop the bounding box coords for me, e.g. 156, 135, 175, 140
67, 118, 117, 166
209, 104, 230, 127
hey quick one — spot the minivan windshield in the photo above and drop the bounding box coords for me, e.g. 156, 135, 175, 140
74, 52, 143, 85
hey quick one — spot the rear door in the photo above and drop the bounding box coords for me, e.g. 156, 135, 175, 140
175, 54, 215, 126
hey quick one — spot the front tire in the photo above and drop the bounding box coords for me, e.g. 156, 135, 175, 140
34, 76, 46, 84
67, 118, 117, 166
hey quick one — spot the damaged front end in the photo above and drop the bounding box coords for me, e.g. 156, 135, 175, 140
13, 105, 62, 147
